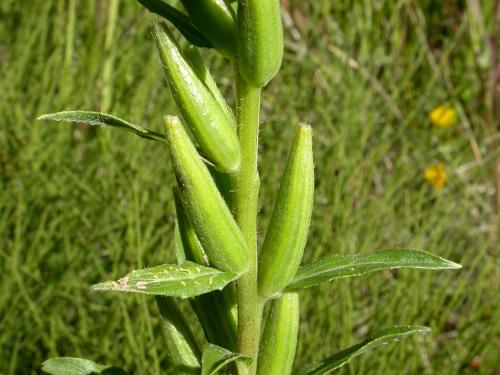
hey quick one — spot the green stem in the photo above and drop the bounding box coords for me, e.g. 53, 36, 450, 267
232, 73, 263, 374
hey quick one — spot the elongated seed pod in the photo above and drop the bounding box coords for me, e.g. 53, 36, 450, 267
237, 0, 283, 87
183, 45, 236, 127
165, 116, 249, 275
156, 296, 201, 374
173, 187, 208, 266
181, 0, 237, 58
154, 23, 240, 173
174, 188, 238, 349
257, 293, 299, 375
258, 124, 314, 298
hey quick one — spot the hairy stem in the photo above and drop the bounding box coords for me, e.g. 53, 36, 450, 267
232, 73, 263, 374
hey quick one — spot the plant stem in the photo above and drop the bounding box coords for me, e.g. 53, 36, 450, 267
232, 73, 263, 374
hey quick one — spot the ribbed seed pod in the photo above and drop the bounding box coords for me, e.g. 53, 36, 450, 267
237, 0, 283, 87
181, 0, 237, 58
154, 23, 240, 173
165, 116, 249, 275
258, 124, 314, 298
173, 188, 238, 349
257, 293, 299, 375
156, 296, 201, 374
183, 45, 236, 127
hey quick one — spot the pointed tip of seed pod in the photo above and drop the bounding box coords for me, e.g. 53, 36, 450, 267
297, 123, 312, 132
164, 115, 182, 127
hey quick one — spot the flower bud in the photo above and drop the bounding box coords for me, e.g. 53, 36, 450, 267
258, 124, 314, 298
181, 0, 237, 58
164, 116, 249, 275
237, 0, 283, 87
257, 293, 299, 375
154, 23, 240, 173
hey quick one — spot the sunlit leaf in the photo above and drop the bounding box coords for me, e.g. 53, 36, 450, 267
294, 326, 430, 375
136, 0, 211, 47
37, 111, 166, 142
287, 248, 461, 290
41, 357, 126, 375
92, 261, 237, 298
201, 344, 253, 375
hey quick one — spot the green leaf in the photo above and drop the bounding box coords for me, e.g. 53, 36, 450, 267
136, 0, 212, 47
287, 248, 461, 291
294, 326, 430, 375
37, 111, 166, 142
92, 261, 237, 298
41, 358, 126, 375
201, 344, 253, 375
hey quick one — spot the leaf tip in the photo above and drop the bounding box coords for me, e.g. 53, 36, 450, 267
446, 260, 462, 270
36, 113, 51, 121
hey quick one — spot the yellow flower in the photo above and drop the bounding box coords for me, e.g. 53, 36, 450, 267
429, 105, 457, 128
424, 163, 447, 189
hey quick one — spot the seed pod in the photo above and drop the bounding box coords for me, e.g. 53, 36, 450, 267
183, 45, 236, 127
165, 116, 249, 275
173, 187, 209, 266
237, 0, 283, 87
181, 0, 237, 58
257, 293, 299, 375
156, 296, 201, 374
174, 188, 238, 349
258, 124, 314, 298
154, 23, 240, 173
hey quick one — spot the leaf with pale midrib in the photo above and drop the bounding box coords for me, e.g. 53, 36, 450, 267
92, 261, 237, 298
287, 248, 461, 291
294, 326, 430, 375
41, 357, 126, 375
37, 111, 166, 142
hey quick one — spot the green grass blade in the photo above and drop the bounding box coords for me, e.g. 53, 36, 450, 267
37, 111, 166, 142
41, 357, 126, 375
287, 249, 461, 291
92, 261, 237, 298
294, 326, 430, 375
136, 0, 211, 47
201, 344, 253, 375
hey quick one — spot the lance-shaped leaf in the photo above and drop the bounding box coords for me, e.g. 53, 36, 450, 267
41, 358, 126, 375
37, 111, 166, 142
287, 248, 461, 291
136, 0, 211, 47
201, 344, 253, 375
92, 261, 237, 299
294, 326, 430, 375
156, 297, 201, 374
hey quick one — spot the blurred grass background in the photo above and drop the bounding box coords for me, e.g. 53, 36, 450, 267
0, 0, 499, 373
